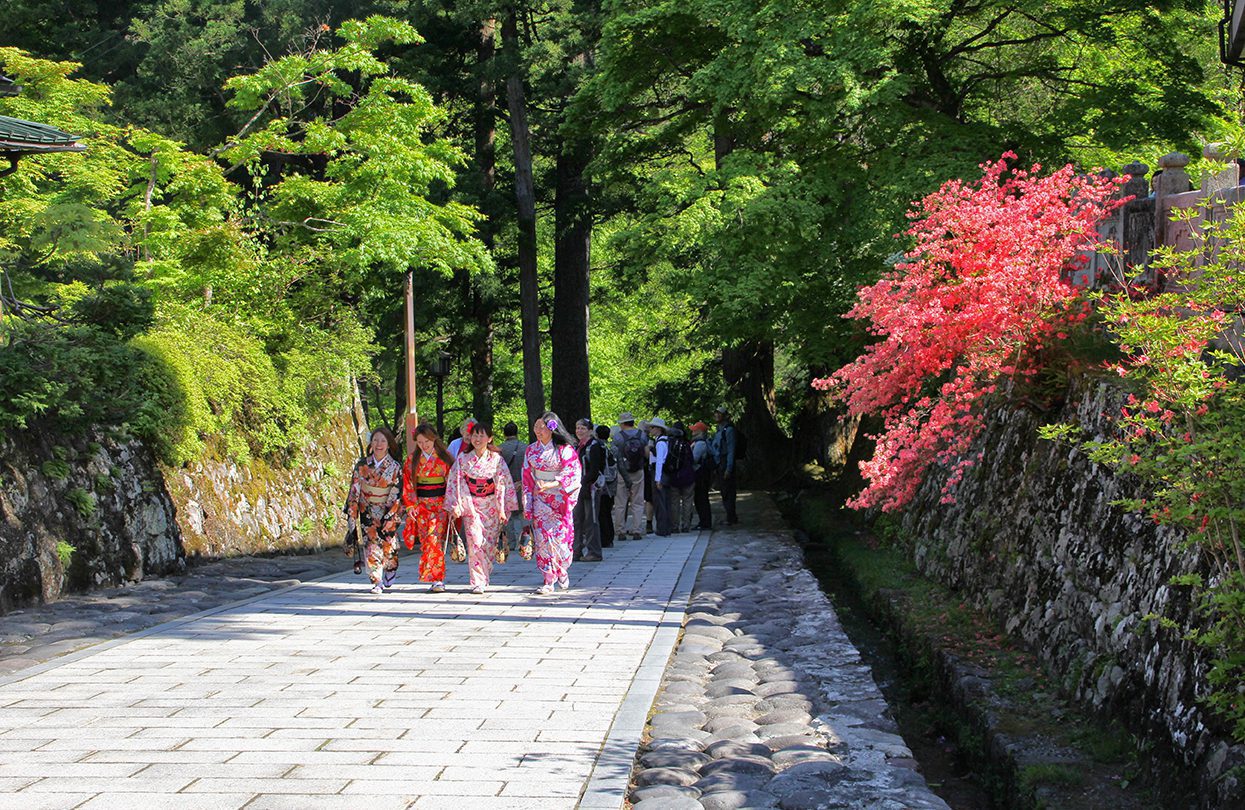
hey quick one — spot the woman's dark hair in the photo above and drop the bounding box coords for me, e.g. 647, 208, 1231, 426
539, 411, 576, 447
370, 426, 401, 462
503, 421, 518, 437
411, 423, 454, 467
469, 420, 501, 453
595, 424, 610, 441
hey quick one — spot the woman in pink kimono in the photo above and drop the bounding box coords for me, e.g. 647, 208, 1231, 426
444, 422, 518, 594
521, 411, 582, 595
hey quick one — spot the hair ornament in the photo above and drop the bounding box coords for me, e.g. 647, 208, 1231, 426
546, 419, 558, 430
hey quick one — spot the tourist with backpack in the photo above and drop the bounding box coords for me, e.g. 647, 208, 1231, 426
572, 418, 605, 562
595, 424, 617, 548
690, 421, 714, 530
668, 422, 697, 532
611, 412, 647, 540
498, 422, 528, 550
649, 417, 674, 536
712, 405, 741, 525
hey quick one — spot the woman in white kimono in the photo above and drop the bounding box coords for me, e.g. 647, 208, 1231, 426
444, 421, 519, 594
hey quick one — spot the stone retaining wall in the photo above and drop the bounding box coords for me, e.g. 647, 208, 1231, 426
163, 411, 361, 559
901, 377, 1244, 807
0, 431, 181, 612
0, 409, 364, 612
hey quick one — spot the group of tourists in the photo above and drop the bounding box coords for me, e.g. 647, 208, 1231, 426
343, 405, 743, 597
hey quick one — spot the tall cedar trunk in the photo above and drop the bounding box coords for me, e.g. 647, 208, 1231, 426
714, 114, 790, 477
503, 9, 545, 434
470, 17, 498, 425
550, 136, 592, 423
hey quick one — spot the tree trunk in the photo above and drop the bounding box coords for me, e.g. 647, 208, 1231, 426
503, 8, 545, 434
470, 17, 498, 425
550, 135, 593, 423
721, 339, 792, 480
713, 114, 790, 477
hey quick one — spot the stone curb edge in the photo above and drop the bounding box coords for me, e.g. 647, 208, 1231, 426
0, 566, 356, 688
577, 531, 711, 810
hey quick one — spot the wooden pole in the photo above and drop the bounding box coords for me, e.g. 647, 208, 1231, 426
404, 271, 419, 455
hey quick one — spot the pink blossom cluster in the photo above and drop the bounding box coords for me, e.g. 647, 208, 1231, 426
816, 154, 1124, 511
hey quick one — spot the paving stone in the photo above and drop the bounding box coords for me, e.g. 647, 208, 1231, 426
757, 722, 817, 740
710, 662, 757, 680
703, 740, 772, 760
646, 738, 706, 753
685, 625, 736, 643
632, 796, 702, 810
757, 708, 813, 726
651, 710, 708, 728
764, 760, 852, 798
639, 750, 711, 770
756, 681, 803, 698
703, 716, 759, 735
694, 769, 774, 794
705, 681, 756, 699
699, 789, 781, 810
629, 784, 702, 803
771, 746, 839, 768
699, 755, 777, 777
756, 697, 813, 715
635, 766, 700, 787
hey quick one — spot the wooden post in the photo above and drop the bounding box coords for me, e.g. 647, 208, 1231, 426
404, 271, 419, 454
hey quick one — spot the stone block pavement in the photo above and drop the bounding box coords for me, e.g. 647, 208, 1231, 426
0, 493, 953, 809
0, 536, 707, 809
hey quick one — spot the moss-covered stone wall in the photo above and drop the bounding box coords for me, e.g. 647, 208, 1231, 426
0, 431, 182, 612
901, 377, 1244, 807
0, 409, 363, 612
162, 411, 361, 558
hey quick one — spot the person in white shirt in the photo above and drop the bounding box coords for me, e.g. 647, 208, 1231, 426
648, 417, 672, 537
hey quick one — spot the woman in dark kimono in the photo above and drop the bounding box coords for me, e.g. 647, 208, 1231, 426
346, 426, 402, 594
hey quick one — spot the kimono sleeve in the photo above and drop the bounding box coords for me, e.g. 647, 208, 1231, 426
497, 454, 519, 515
401, 456, 418, 512
559, 446, 582, 498
346, 461, 365, 526
444, 455, 466, 516
521, 447, 536, 519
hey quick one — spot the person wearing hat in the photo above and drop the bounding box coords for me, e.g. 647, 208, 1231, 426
712, 406, 739, 525
690, 421, 714, 530
648, 417, 673, 536
611, 411, 647, 540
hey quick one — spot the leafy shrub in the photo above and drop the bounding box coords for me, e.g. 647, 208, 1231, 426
40, 459, 70, 481
65, 487, 95, 518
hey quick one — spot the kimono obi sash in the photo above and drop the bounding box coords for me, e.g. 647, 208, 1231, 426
465, 475, 496, 497
361, 483, 396, 505
415, 473, 446, 499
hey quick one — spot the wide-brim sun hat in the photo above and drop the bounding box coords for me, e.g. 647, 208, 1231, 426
649, 416, 668, 429
619, 411, 635, 424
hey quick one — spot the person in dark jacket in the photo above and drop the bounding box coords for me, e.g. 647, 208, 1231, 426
595, 424, 617, 548
572, 418, 606, 561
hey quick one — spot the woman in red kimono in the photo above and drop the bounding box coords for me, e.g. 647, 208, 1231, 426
402, 423, 455, 593
347, 427, 402, 595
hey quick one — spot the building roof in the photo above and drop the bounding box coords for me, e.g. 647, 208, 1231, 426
0, 76, 20, 97
0, 114, 85, 154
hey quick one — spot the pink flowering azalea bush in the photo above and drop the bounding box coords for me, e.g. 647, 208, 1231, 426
817, 153, 1124, 511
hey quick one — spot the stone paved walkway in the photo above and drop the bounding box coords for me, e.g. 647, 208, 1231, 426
0, 536, 707, 809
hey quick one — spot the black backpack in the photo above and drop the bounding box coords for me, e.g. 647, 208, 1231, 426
670, 437, 695, 487
619, 429, 646, 473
